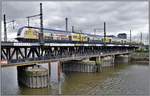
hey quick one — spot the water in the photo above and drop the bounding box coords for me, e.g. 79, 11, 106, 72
1, 62, 149, 95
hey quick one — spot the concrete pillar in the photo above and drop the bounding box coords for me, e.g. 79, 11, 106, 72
95, 56, 102, 72
115, 55, 129, 64
58, 61, 62, 81
62, 60, 103, 73
48, 62, 51, 88
79, 63, 81, 72
17, 65, 48, 88
50, 61, 62, 84
101, 56, 114, 67
82, 64, 84, 72
128, 54, 131, 62
84, 64, 86, 72
82, 64, 83, 72
90, 64, 92, 72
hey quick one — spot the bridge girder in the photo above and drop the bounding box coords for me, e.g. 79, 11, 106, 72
1, 45, 137, 65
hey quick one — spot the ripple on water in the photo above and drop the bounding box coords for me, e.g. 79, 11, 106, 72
1, 63, 149, 95
86, 64, 149, 95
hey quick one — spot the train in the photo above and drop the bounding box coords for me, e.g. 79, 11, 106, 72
16, 26, 141, 45
16, 26, 89, 43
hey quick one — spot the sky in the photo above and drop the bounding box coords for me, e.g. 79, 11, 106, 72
1, 1, 149, 44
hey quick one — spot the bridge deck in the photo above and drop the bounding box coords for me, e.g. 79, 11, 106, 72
1, 42, 136, 47
1, 41, 138, 67
1, 51, 130, 67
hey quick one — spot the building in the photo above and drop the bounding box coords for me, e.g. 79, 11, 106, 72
117, 33, 127, 39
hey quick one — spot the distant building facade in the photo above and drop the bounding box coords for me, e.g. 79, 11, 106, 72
117, 33, 127, 39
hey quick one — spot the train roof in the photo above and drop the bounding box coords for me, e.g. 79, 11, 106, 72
85, 33, 103, 37
17, 26, 100, 36
17, 26, 124, 39
18, 26, 103, 36
17, 26, 73, 36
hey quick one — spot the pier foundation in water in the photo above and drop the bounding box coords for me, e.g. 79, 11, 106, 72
16, 54, 130, 89
115, 55, 130, 64
62, 61, 99, 72
17, 65, 48, 88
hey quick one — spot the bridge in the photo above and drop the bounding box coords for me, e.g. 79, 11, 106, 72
1, 2, 144, 89
1, 41, 138, 67
1, 40, 141, 88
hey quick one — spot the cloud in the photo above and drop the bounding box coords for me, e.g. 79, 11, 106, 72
1, 1, 149, 44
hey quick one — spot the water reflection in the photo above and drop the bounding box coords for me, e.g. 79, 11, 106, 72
1, 67, 21, 95
50, 77, 64, 95
1, 63, 149, 95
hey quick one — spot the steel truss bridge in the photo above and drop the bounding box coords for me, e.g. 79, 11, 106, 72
1, 42, 138, 67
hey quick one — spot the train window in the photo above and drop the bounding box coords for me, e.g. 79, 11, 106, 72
25, 30, 28, 34
109, 39, 111, 43
25, 30, 30, 35
102, 38, 104, 42
73, 35, 78, 38
68, 36, 72, 40
87, 37, 90, 41
33, 31, 36, 35
121, 40, 123, 43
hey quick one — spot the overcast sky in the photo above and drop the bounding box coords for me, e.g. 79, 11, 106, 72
1, 1, 149, 44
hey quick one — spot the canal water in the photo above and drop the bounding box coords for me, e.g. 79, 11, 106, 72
1, 62, 149, 95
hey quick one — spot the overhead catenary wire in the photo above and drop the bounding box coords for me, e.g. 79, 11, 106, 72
3, 3, 44, 42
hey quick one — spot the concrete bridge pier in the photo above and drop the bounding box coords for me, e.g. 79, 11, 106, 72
17, 64, 48, 88
62, 60, 99, 73
49, 61, 63, 84
115, 54, 130, 64
48, 61, 63, 95
95, 57, 102, 72
111, 55, 115, 66
100, 56, 114, 67
17, 61, 63, 88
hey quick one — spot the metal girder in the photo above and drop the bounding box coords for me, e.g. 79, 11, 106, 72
2, 49, 7, 58
1, 52, 6, 60
1, 46, 135, 64
10, 48, 16, 60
